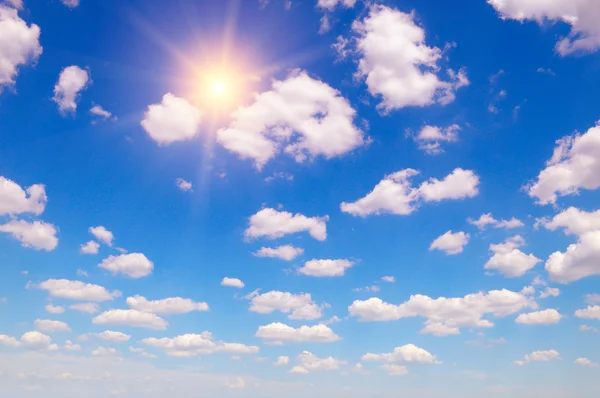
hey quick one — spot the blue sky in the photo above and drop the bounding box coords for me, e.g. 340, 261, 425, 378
2, 0, 600, 396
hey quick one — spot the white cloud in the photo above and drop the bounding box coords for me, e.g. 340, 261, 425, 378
429, 231, 469, 255
69, 302, 100, 314
89, 226, 114, 246
470, 213, 525, 230
274, 356, 290, 366
93, 309, 168, 330
515, 309, 562, 325
0, 5, 42, 91
141, 333, 259, 358
217, 70, 365, 169
141, 93, 203, 145
0, 334, 20, 348
45, 304, 65, 314
484, 236, 541, 278
98, 253, 153, 278
298, 259, 354, 277
175, 178, 192, 192
539, 287, 561, 299
546, 230, 600, 283
20, 331, 57, 351
541, 207, 600, 236
4, 0, 23, 10
527, 122, 600, 204
317, 0, 356, 11
343, 5, 468, 111
37, 279, 121, 301
353, 285, 380, 293
247, 291, 323, 320
341, 168, 478, 217
76, 269, 89, 277
290, 351, 346, 374
412, 125, 460, 155
381, 363, 409, 376
580, 324, 599, 332
80, 240, 100, 254
253, 245, 304, 261
515, 350, 560, 366
349, 288, 536, 335
61, 0, 79, 8
362, 344, 441, 365
97, 331, 131, 343
126, 295, 209, 315
90, 105, 115, 120
128, 346, 156, 359
0, 176, 47, 216
575, 357, 597, 367
92, 347, 120, 357
255, 322, 341, 344
381, 276, 395, 283
52, 65, 90, 113
575, 305, 600, 320
488, 0, 600, 55
63, 340, 81, 351
289, 365, 309, 374
220, 277, 245, 288
586, 294, 600, 304
245, 208, 328, 241
0, 219, 58, 251
34, 319, 71, 333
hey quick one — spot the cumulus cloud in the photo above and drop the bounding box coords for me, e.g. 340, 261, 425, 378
0, 176, 47, 216
340, 5, 468, 111
362, 344, 441, 365
290, 351, 346, 374
247, 291, 324, 320
52, 65, 90, 113
61, 0, 79, 8
341, 168, 479, 217
253, 245, 304, 261
97, 331, 131, 343
349, 288, 536, 335
89, 226, 114, 246
90, 105, 115, 120
69, 302, 100, 314
220, 277, 245, 288
541, 207, 600, 236
34, 319, 71, 333
546, 231, 600, 283
0, 219, 58, 251
93, 309, 168, 330
539, 287, 561, 299
515, 309, 562, 325
92, 347, 120, 357
37, 279, 121, 301
80, 240, 100, 255
126, 295, 209, 315
255, 322, 341, 344
575, 305, 600, 320
381, 276, 395, 283
575, 357, 597, 367
0, 5, 42, 91
217, 70, 365, 169
245, 208, 328, 241
514, 350, 560, 366
141, 93, 203, 145
317, 0, 355, 11
1, 331, 60, 351
45, 304, 65, 314
298, 259, 354, 277
98, 253, 154, 278
141, 333, 259, 358
484, 236, 541, 278
412, 125, 460, 155
488, 0, 600, 56
429, 231, 469, 255
274, 356, 290, 366
527, 121, 600, 205
468, 213, 524, 230
175, 178, 192, 192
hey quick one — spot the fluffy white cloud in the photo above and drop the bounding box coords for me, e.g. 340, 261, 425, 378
141, 93, 203, 145
90, 105, 114, 120
575, 357, 597, 367
247, 291, 323, 320
274, 356, 290, 366
290, 351, 346, 374
175, 178, 192, 192
298, 259, 354, 277
349, 288, 536, 335
484, 236, 541, 278
255, 322, 341, 344
362, 344, 441, 365
61, 0, 79, 8
220, 277, 245, 288
52, 65, 90, 113
515, 309, 562, 325
429, 231, 469, 255
0, 6, 42, 90
37, 279, 121, 301
575, 305, 600, 320
69, 302, 100, 313
217, 70, 365, 169
0, 176, 47, 216
546, 230, 600, 283
63, 340, 81, 351
413, 125, 460, 155
342, 5, 468, 111
341, 168, 479, 217
317, 0, 355, 10
45, 304, 65, 314
245, 208, 328, 241
253, 245, 304, 261
89, 226, 114, 246
93, 309, 168, 330
92, 347, 120, 357
0, 219, 58, 251
141, 333, 259, 357
0, 334, 20, 348
98, 253, 153, 278
381, 276, 395, 283
80, 240, 100, 254
527, 122, 600, 204
34, 319, 71, 333
541, 207, 600, 236
126, 295, 209, 315
20, 331, 57, 351
468, 213, 524, 229
97, 331, 131, 343
488, 0, 600, 55
515, 350, 560, 366
539, 287, 561, 299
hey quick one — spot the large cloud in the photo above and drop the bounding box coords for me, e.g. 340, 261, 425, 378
0, 176, 46, 216
540, 207, 600, 236
515, 309, 562, 325
255, 322, 341, 344
98, 253, 154, 278
141, 333, 258, 358
429, 231, 469, 255
93, 309, 168, 330
37, 279, 121, 301
0, 219, 58, 251
546, 230, 600, 283
141, 93, 203, 145
247, 291, 323, 320
245, 208, 328, 241
484, 236, 541, 278
217, 70, 365, 169
52, 65, 90, 113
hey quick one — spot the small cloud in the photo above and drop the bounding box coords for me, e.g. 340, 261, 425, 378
175, 178, 193, 192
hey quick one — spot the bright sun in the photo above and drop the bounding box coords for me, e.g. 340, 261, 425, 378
190, 65, 254, 115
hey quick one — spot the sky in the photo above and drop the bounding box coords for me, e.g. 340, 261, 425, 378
1, 0, 600, 397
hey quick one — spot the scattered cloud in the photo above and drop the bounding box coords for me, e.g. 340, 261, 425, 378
290, 351, 347, 374
247, 291, 324, 320
34, 319, 71, 333
298, 259, 354, 277
69, 302, 100, 314
381, 276, 395, 283
253, 245, 304, 261
546, 231, 600, 283
97, 331, 131, 343
484, 236, 541, 278
141, 332, 259, 357
175, 178, 193, 192
514, 350, 560, 366
45, 304, 65, 314
90, 105, 115, 121
575, 305, 600, 320
80, 240, 100, 254
411, 125, 460, 155
245, 208, 328, 241
126, 295, 209, 315
255, 323, 341, 344
429, 231, 469, 255
0, 219, 58, 251
540, 207, 600, 236
37, 279, 121, 301
468, 213, 524, 230
141, 93, 203, 145
221, 277, 245, 288
93, 309, 168, 330
52, 65, 90, 113
515, 309, 562, 325
98, 253, 154, 278
575, 357, 597, 367
274, 356, 290, 366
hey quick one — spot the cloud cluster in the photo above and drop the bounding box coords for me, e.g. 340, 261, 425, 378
484, 236, 541, 278
247, 291, 324, 320
141, 333, 259, 358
